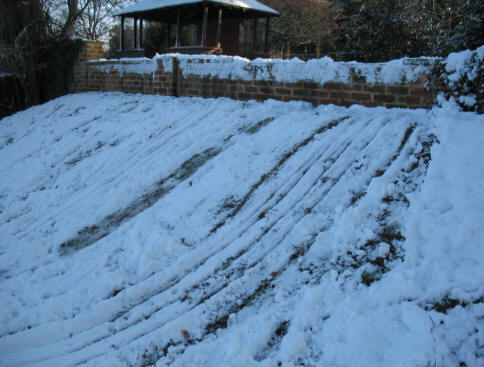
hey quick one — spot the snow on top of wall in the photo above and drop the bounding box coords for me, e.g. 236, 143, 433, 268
88, 47, 482, 88
90, 53, 436, 85
353, 58, 436, 84
171, 54, 437, 85
88, 57, 160, 77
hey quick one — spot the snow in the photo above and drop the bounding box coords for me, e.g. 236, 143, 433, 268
113, 0, 279, 17
175, 54, 435, 85
87, 46, 481, 97
444, 45, 484, 86
457, 94, 477, 107
439, 45, 483, 111
89, 57, 161, 76
91, 53, 436, 86
0, 92, 483, 367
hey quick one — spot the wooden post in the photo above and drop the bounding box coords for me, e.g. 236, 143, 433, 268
133, 17, 138, 49
264, 17, 270, 53
119, 16, 125, 51
139, 19, 143, 49
201, 3, 208, 46
252, 18, 257, 53
216, 8, 223, 48
175, 8, 181, 47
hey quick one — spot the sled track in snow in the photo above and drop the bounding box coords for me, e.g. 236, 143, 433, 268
0, 97, 440, 367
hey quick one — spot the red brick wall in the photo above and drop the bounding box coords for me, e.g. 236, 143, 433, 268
177, 75, 433, 109
74, 43, 435, 109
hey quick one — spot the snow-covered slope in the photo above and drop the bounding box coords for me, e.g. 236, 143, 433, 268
0, 93, 483, 367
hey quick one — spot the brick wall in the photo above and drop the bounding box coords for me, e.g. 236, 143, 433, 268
75, 50, 174, 96
75, 42, 481, 111
176, 75, 433, 109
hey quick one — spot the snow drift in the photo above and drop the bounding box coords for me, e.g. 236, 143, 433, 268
0, 93, 483, 366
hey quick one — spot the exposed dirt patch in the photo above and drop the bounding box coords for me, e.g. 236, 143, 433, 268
65, 141, 105, 166
425, 296, 483, 314
331, 131, 438, 286
243, 116, 276, 134
254, 320, 290, 361
59, 148, 221, 255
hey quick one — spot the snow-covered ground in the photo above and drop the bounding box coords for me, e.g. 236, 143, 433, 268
0, 92, 483, 367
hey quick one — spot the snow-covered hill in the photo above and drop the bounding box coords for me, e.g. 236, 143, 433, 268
0, 93, 483, 367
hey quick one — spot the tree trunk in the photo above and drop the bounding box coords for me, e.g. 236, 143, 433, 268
63, 0, 79, 38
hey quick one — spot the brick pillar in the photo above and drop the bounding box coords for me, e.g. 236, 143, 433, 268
74, 41, 104, 93
84, 41, 104, 60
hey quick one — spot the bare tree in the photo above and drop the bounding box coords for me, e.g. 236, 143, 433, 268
38, 0, 87, 37
42, 0, 128, 39
76, 0, 125, 40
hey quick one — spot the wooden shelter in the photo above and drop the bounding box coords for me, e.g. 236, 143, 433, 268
113, 0, 279, 58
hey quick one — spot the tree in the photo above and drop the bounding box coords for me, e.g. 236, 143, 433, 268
301, 0, 342, 58
425, 0, 484, 55
76, 0, 126, 40
0, 0, 48, 105
0, 0, 83, 113
37, 0, 129, 40
262, 0, 482, 61
263, 0, 341, 58
38, 0, 89, 38
336, 0, 417, 61
0, 0, 136, 115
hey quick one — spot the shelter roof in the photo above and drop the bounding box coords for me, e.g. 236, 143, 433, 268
113, 0, 279, 17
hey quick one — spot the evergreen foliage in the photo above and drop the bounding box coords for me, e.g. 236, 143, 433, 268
263, 0, 484, 61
